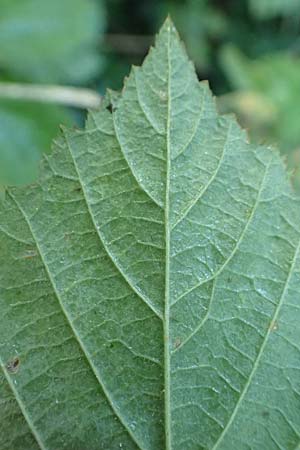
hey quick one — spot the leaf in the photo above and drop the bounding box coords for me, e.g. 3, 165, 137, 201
1, 18, 300, 450
0, 100, 71, 185
249, 0, 300, 18
220, 45, 300, 153
0, 0, 105, 186
0, 0, 105, 83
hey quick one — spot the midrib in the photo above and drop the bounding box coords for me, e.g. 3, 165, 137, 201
164, 23, 172, 450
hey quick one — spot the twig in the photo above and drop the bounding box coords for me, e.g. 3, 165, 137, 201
0, 82, 102, 109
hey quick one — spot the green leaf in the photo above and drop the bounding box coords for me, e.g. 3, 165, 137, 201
1, 19, 300, 449
0, 100, 71, 185
249, 0, 300, 18
220, 45, 300, 154
0, 0, 105, 83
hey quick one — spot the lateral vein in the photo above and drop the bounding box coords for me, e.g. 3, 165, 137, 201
63, 129, 163, 321
212, 234, 300, 449
0, 360, 46, 450
9, 192, 144, 450
171, 156, 272, 308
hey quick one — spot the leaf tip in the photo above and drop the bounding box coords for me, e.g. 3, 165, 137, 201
159, 15, 179, 38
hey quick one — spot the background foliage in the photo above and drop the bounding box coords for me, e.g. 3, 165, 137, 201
1, 0, 300, 188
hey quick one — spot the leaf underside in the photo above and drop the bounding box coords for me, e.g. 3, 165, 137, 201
1, 19, 300, 450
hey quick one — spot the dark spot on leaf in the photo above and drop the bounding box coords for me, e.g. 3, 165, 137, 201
262, 410, 270, 418
64, 231, 74, 240
6, 357, 20, 374
106, 103, 117, 114
174, 338, 181, 349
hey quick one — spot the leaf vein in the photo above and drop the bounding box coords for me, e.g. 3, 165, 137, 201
0, 361, 46, 450
63, 129, 163, 321
171, 157, 272, 308
171, 121, 232, 230
8, 192, 144, 450
212, 234, 300, 449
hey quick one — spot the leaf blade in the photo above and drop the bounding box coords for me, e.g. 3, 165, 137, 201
1, 18, 300, 450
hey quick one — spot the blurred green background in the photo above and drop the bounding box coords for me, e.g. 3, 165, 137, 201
1, 0, 300, 189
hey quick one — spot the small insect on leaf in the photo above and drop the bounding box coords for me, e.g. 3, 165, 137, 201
6, 357, 20, 374
20, 249, 38, 259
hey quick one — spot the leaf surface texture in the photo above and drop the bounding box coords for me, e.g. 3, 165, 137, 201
1, 19, 300, 450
